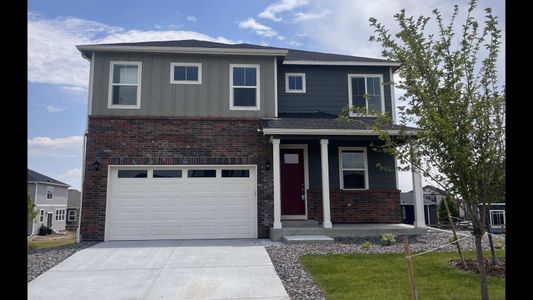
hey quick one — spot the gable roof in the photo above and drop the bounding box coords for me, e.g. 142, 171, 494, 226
28, 169, 70, 187
76, 39, 400, 67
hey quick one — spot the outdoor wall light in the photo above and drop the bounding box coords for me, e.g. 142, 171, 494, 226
265, 160, 271, 171
93, 160, 100, 171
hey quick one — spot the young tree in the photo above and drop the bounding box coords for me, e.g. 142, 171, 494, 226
338, 1, 504, 299
438, 197, 459, 224
27, 193, 38, 225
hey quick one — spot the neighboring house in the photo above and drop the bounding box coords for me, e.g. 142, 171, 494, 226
66, 189, 81, 230
76, 39, 422, 241
485, 203, 506, 233
400, 185, 441, 225
27, 169, 70, 235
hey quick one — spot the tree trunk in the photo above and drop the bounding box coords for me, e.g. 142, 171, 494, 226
474, 232, 489, 300
485, 223, 498, 264
443, 197, 466, 267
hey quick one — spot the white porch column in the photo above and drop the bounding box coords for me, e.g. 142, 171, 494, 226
412, 165, 426, 227
320, 139, 333, 228
272, 138, 282, 229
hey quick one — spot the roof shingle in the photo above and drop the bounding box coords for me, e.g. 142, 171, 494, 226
28, 169, 70, 187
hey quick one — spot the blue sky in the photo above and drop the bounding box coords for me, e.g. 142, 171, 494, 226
28, 0, 505, 191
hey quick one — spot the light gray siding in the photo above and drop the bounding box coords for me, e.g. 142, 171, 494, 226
28, 183, 69, 235
278, 65, 393, 116
91, 52, 276, 118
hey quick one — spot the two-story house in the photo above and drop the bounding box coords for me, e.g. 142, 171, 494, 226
76, 39, 426, 241
28, 169, 70, 235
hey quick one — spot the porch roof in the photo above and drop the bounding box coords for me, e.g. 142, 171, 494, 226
261, 112, 418, 136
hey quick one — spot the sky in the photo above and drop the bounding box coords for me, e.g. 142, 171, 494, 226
27, 0, 505, 191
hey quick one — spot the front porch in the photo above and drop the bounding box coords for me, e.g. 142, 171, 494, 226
263, 115, 426, 241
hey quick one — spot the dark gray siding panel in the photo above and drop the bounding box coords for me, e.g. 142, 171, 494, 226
283, 139, 397, 190
91, 52, 275, 117
278, 65, 393, 116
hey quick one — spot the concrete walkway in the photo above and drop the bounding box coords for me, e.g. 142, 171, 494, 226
28, 239, 289, 300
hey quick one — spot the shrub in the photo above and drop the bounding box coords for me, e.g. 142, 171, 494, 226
381, 233, 396, 246
361, 241, 373, 249
494, 240, 504, 249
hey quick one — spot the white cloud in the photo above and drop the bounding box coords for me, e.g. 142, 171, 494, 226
293, 9, 331, 22
186, 16, 197, 22
28, 13, 234, 88
28, 136, 83, 158
287, 40, 302, 47
64, 168, 82, 178
62, 86, 87, 93
238, 18, 278, 38
258, 0, 309, 21
35, 103, 66, 112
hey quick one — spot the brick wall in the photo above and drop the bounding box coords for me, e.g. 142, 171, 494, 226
81, 116, 273, 240
307, 188, 401, 223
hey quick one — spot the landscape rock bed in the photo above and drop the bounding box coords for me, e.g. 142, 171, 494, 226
265, 230, 505, 300
449, 258, 506, 277
27, 241, 100, 282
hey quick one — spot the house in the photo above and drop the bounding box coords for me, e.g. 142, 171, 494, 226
66, 189, 81, 231
27, 169, 70, 235
400, 185, 442, 225
76, 39, 427, 242
485, 203, 506, 233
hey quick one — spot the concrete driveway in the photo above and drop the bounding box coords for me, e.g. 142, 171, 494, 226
28, 239, 289, 300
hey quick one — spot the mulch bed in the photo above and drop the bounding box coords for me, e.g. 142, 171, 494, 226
449, 258, 505, 277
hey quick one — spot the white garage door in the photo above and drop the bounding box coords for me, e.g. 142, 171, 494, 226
105, 166, 257, 240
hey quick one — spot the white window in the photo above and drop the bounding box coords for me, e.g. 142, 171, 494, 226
39, 209, 44, 222
230, 64, 260, 110
55, 209, 59, 221
339, 147, 368, 190
67, 210, 76, 222
348, 74, 385, 115
490, 210, 505, 226
108, 61, 142, 109
46, 186, 53, 199
285, 73, 306, 93
170, 62, 202, 84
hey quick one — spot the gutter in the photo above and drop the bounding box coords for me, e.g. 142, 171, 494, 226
262, 128, 417, 136
76, 45, 289, 57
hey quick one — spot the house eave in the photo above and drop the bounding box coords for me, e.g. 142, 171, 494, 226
76, 45, 289, 57
262, 128, 417, 136
28, 181, 70, 188
283, 60, 401, 67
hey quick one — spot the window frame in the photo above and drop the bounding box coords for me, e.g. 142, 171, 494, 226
347, 74, 385, 116
229, 64, 260, 111
108, 61, 142, 109
170, 62, 202, 84
489, 210, 506, 226
39, 209, 44, 222
285, 73, 306, 93
46, 186, 53, 199
67, 210, 76, 222
338, 147, 369, 190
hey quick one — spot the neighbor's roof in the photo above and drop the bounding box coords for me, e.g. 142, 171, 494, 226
76, 39, 400, 67
261, 112, 417, 135
28, 169, 70, 187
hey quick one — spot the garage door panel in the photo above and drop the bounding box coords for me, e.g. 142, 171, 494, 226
107, 166, 256, 240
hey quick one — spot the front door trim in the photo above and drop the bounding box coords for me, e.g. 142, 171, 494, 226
280, 144, 309, 220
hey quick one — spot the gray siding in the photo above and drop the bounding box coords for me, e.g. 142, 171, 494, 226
283, 139, 397, 189
278, 65, 393, 116
91, 52, 276, 118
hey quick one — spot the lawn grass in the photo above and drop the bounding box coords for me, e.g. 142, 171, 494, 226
300, 250, 505, 300
28, 237, 75, 250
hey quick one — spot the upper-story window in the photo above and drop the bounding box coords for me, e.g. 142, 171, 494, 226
46, 186, 53, 199
348, 74, 384, 116
339, 147, 368, 190
108, 61, 142, 109
170, 62, 202, 84
285, 73, 306, 93
230, 64, 260, 110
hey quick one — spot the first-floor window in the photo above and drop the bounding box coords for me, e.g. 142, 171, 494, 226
339, 148, 368, 189
55, 210, 59, 221
67, 210, 76, 222
39, 209, 44, 222
490, 210, 505, 226
230, 64, 260, 110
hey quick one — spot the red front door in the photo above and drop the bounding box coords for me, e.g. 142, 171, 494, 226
281, 149, 306, 216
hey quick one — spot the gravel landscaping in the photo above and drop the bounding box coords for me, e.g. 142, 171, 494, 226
265, 230, 505, 300
28, 241, 100, 282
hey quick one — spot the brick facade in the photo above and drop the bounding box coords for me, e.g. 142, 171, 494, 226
81, 116, 273, 240
307, 188, 401, 223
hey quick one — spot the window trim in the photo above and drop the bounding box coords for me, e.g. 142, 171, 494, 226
46, 186, 54, 200
170, 62, 202, 84
67, 210, 76, 222
489, 210, 506, 226
347, 74, 385, 117
39, 209, 44, 222
338, 147, 369, 190
108, 61, 142, 109
285, 73, 306, 93
229, 64, 260, 111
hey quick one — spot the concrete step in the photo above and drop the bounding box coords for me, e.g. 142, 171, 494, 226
282, 235, 334, 245
282, 220, 319, 227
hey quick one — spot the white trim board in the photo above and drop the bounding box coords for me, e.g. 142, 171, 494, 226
347, 74, 385, 117
229, 64, 261, 111
77, 45, 288, 56
280, 144, 309, 220
338, 147, 369, 190
107, 61, 142, 109
283, 60, 401, 66
262, 128, 416, 135
170, 62, 202, 84
285, 73, 306, 93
